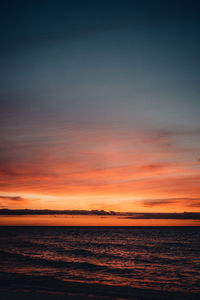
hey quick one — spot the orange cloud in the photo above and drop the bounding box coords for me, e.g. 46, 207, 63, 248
0, 127, 200, 212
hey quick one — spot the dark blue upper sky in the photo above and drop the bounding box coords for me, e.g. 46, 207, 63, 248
1, 0, 200, 129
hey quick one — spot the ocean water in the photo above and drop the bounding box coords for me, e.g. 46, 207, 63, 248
0, 226, 200, 299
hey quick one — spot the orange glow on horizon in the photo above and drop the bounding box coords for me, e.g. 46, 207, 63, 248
0, 215, 199, 226
1, 128, 200, 215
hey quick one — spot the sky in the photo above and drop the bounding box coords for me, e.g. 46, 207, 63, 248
0, 0, 200, 218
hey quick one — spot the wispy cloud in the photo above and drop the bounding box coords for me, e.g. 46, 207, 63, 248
141, 197, 200, 208
155, 129, 200, 137
0, 195, 27, 203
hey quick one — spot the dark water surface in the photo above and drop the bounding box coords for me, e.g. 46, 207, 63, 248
0, 226, 199, 299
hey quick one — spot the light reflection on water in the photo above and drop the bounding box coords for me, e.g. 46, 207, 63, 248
0, 226, 199, 294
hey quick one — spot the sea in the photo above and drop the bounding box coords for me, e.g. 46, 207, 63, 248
0, 226, 199, 299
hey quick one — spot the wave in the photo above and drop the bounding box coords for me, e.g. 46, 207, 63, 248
0, 250, 109, 272
0, 249, 192, 273
62, 248, 128, 261
0, 272, 199, 300
0, 250, 128, 274
0, 239, 49, 251
0, 250, 152, 276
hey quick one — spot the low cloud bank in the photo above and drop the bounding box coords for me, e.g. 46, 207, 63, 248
0, 209, 199, 219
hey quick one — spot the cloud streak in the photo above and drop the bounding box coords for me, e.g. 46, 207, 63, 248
0, 209, 199, 220
0, 195, 28, 205
141, 197, 200, 208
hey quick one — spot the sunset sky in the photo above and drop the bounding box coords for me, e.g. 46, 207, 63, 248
0, 0, 200, 219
